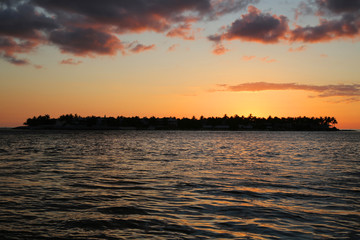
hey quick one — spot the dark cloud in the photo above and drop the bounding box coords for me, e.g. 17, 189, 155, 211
208, 6, 289, 46
215, 82, 360, 99
291, 0, 360, 43
49, 27, 123, 56
2, 0, 359, 62
210, 0, 260, 17
34, 0, 212, 33
227, 6, 288, 43
0, 1, 55, 65
316, 0, 360, 14
33, 0, 257, 31
208, 1, 360, 53
290, 13, 360, 42
0, 2, 57, 39
0, 36, 37, 65
0, 0, 256, 65
0, 54, 29, 65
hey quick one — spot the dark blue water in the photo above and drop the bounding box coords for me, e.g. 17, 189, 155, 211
0, 130, 359, 239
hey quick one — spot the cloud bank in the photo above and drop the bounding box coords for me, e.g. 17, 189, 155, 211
0, 0, 359, 64
209, 0, 360, 53
0, 0, 257, 65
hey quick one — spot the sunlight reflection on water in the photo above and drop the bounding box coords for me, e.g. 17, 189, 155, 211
0, 130, 359, 239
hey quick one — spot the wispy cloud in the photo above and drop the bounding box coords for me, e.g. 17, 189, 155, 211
34, 64, 43, 69
242, 55, 256, 61
168, 44, 179, 52
128, 42, 155, 53
288, 45, 307, 52
60, 58, 83, 65
214, 82, 360, 100
260, 56, 277, 63
242, 56, 276, 63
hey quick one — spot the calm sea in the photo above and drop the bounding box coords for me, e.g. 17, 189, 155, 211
0, 130, 359, 239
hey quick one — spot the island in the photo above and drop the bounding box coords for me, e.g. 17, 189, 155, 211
17, 114, 338, 131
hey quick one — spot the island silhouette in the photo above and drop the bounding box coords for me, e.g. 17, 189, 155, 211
18, 114, 338, 131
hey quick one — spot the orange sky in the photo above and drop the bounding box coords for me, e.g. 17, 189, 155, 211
1, 0, 359, 129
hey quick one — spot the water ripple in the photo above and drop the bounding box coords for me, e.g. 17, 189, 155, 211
0, 130, 359, 239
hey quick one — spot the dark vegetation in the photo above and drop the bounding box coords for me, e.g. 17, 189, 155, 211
20, 114, 338, 131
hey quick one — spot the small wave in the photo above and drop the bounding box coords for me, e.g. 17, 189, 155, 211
63, 218, 195, 234
98, 206, 148, 215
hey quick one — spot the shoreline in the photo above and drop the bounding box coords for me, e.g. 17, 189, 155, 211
12, 126, 342, 131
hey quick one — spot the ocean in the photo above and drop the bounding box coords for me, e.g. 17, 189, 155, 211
0, 130, 359, 239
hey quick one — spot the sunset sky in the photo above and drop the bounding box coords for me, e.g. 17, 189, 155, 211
1, 0, 359, 129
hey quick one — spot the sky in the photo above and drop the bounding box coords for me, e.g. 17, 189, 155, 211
0, 0, 359, 129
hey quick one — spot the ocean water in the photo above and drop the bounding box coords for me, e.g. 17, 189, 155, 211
0, 130, 359, 239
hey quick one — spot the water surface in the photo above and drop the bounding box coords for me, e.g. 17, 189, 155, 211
0, 130, 359, 239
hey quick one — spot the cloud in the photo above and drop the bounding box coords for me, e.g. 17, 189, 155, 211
168, 44, 179, 52
34, 0, 213, 33
49, 27, 124, 56
209, 0, 360, 54
210, 0, 260, 17
1, 0, 359, 61
290, 14, 360, 43
241, 55, 276, 62
294, 1, 316, 20
0, 36, 38, 65
288, 45, 307, 52
166, 23, 202, 40
214, 82, 360, 100
242, 55, 256, 61
0, 2, 58, 40
60, 58, 83, 65
212, 44, 229, 55
291, 0, 360, 43
260, 56, 277, 63
208, 6, 289, 45
316, 0, 360, 14
0, 0, 256, 64
128, 43, 156, 53
33, 0, 256, 31
33, 64, 43, 69
0, 54, 29, 65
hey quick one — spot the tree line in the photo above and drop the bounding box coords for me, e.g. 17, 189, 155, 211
22, 114, 338, 131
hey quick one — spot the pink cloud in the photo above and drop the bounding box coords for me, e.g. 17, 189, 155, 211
168, 44, 179, 52
260, 56, 277, 63
288, 45, 307, 52
212, 44, 229, 55
214, 82, 360, 100
60, 58, 83, 65
34, 64, 43, 69
166, 23, 202, 40
242, 55, 256, 61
